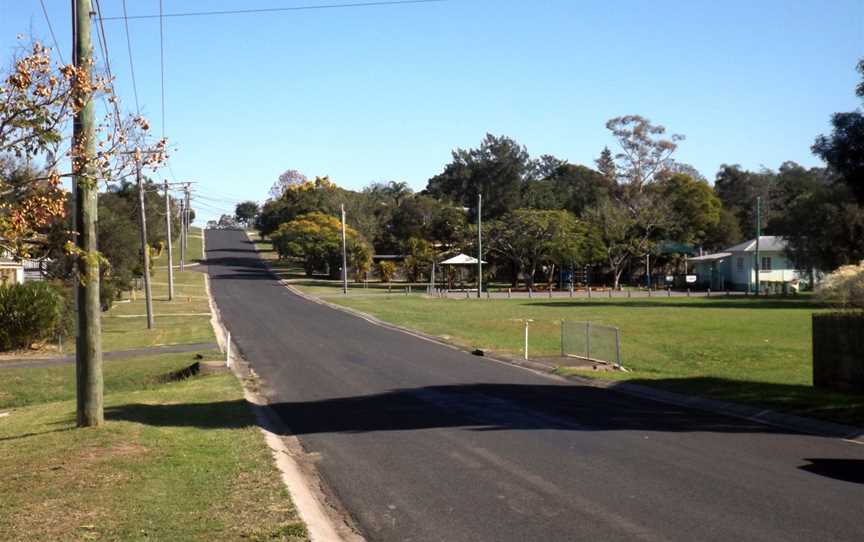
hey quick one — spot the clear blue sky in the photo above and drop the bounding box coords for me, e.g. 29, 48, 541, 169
2, 0, 862, 222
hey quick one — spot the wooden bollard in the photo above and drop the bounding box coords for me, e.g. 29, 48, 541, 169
548, 287, 553, 299
528, 288, 533, 298
588, 287, 592, 299
648, 289, 652, 297
508, 288, 512, 299
707, 288, 711, 297
608, 289, 612, 299
687, 288, 690, 297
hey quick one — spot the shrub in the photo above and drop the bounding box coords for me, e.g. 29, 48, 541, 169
0, 282, 69, 351
272, 212, 372, 278
817, 262, 864, 309
377, 261, 397, 283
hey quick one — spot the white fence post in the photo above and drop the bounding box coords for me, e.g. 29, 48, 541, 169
226, 331, 231, 368
524, 320, 529, 360
586, 321, 591, 361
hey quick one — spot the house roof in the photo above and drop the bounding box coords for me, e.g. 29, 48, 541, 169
687, 252, 731, 262
440, 253, 486, 265
725, 236, 787, 253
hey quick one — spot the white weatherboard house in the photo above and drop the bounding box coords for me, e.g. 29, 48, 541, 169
0, 259, 25, 286
687, 236, 802, 292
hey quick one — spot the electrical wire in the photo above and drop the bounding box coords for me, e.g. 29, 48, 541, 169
98, 0, 445, 21
158, 0, 166, 139
37, 0, 65, 65
120, 0, 141, 115
92, 0, 124, 128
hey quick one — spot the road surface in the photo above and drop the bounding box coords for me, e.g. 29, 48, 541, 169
206, 229, 863, 542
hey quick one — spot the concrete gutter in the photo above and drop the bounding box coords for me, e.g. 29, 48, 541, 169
203, 231, 363, 542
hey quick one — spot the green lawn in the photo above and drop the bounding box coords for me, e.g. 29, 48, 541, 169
0, 363, 306, 541
0, 228, 308, 541
59, 227, 216, 353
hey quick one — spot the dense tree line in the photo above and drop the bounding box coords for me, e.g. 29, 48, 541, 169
37, 179, 182, 309
252, 60, 864, 288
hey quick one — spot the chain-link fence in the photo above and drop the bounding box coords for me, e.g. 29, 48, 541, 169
561, 320, 623, 368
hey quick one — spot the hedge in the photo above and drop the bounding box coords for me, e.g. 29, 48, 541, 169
0, 282, 71, 351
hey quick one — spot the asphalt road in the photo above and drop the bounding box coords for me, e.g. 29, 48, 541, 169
206, 229, 864, 542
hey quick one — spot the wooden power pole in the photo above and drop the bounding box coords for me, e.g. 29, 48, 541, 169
164, 180, 174, 301
179, 199, 186, 272
477, 193, 482, 298
755, 196, 762, 296
136, 165, 155, 328
341, 204, 348, 294
73, 0, 103, 427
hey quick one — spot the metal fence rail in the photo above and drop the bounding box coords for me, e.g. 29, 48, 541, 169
561, 320, 622, 368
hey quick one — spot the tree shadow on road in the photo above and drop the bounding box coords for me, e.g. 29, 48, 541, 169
799, 459, 864, 484
104, 380, 861, 437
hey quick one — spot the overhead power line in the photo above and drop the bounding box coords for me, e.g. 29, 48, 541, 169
158, 0, 166, 139
97, 0, 446, 21
38, 0, 65, 64
92, 0, 123, 128
120, 0, 140, 115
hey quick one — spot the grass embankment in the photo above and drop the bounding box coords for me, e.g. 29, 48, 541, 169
251, 233, 863, 427
0, 228, 308, 541
101, 227, 214, 352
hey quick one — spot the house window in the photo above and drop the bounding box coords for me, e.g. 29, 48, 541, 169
761, 256, 772, 272
736, 257, 744, 272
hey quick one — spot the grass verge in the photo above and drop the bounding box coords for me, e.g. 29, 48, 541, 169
0, 228, 308, 541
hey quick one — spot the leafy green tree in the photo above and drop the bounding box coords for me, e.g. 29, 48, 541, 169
377, 260, 397, 284
235, 201, 259, 225
271, 212, 372, 279
585, 196, 670, 289
269, 169, 308, 199
546, 163, 613, 216
656, 173, 721, 245
425, 133, 531, 219
606, 115, 684, 191
402, 237, 433, 282
486, 209, 592, 287
350, 243, 373, 282
258, 176, 342, 236
703, 207, 742, 251
773, 175, 864, 274
595, 147, 616, 183
713, 164, 775, 237
812, 59, 864, 203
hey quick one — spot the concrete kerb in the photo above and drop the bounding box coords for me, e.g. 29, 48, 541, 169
275, 271, 864, 445
203, 231, 361, 542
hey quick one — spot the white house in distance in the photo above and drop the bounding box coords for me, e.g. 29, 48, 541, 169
0, 258, 25, 286
687, 236, 804, 292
